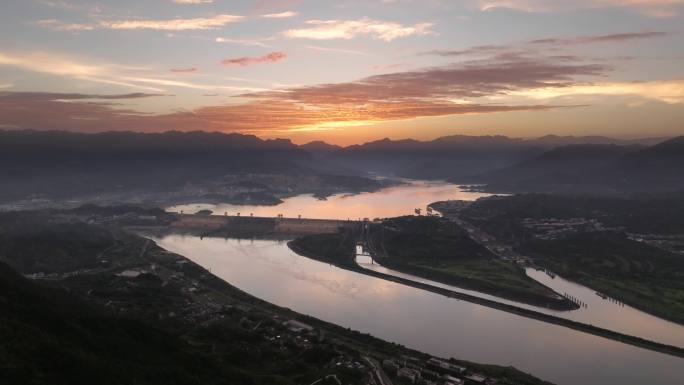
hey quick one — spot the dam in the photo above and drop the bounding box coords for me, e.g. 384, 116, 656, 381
171, 213, 363, 235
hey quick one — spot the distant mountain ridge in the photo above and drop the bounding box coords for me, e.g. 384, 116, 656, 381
0, 130, 312, 202
1, 129, 678, 200
304, 134, 667, 153
300, 134, 669, 181
473, 137, 684, 193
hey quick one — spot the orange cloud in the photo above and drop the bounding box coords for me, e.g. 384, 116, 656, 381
8, 50, 667, 135
0, 92, 555, 134
221, 52, 287, 66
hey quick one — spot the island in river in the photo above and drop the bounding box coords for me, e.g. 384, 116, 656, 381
289, 216, 574, 310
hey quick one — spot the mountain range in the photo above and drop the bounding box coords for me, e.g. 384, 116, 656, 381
301, 134, 669, 181
470, 137, 684, 193
0, 130, 311, 202
1, 129, 681, 202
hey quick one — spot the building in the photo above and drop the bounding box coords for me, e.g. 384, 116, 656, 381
397, 367, 420, 384
464, 374, 487, 384
382, 359, 400, 376
427, 358, 466, 376
443, 374, 464, 385
284, 319, 314, 333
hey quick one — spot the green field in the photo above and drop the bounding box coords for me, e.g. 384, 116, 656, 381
368, 216, 571, 308
523, 232, 684, 325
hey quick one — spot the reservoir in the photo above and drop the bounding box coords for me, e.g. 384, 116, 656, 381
157, 181, 684, 385
167, 180, 492, 220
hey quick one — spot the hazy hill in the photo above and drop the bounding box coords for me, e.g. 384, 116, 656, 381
607, 136, 684, 192
319, 136, 544, 179
529, 135, 666, 147
0, 130, 312, 201
474, 137, 684, 193
301, 134, 666, 181
471, 144, 644, 191
299, 140, 343, 154
3, 130, 676, 201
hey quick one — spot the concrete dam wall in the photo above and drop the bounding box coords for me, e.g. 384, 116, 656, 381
171, 214, 360, 235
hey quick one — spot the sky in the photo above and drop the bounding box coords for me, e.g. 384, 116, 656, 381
0, 0, 683, 145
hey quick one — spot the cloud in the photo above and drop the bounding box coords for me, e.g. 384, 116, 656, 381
261, 11, 298, 18
101, 15, 243, 30
0, 91, 553, 134
423, 31, 669, 58
38, 1, 81, 10
37, 14, 244, 32
0, 92, 163, 101
215, 36, 274, 47
509, 80, 684, 104
36, 19, 95, 31
242, 58, 607, 103
170, 67, 198, 73
221, 52, 287, 66
0, 53, 608, 134
3, 40, 679, 135
0, 51, 265, 92
283, 18, 434, 41
305, 45, 370, 56
476, 0, 684, 17
528, 31, 669, 45
172, 0, 214, 4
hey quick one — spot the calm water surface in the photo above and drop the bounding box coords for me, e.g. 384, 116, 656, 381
155, 236, 684, 385
357, 254, 684, 347
167, 180, 492, 219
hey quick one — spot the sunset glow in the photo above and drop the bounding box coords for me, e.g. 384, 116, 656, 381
1, 0, 682, 143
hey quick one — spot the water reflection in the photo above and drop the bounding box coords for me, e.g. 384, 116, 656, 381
525, 268, 684, 346
154, 235, 684, 385
167, 180, 492, 219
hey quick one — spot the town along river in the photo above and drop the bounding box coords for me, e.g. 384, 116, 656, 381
157, 181, 684, 385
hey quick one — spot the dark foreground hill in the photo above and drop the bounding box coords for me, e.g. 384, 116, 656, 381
0, 210, 553, 385
0, 259, 258, 385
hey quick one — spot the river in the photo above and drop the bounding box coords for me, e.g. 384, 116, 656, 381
357, 253, 684, 348
156, 181, 684, 385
